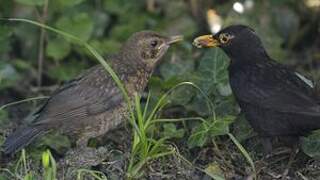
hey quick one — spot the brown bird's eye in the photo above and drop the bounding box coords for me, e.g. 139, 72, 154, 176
150, 40, 158, 47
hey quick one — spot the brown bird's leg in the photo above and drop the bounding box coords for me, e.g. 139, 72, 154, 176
57, 135, 109, 178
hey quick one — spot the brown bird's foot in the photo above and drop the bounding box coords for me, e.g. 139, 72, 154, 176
57, 146, 109, 179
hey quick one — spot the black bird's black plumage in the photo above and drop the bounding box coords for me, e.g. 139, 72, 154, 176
194, 25, 320, 150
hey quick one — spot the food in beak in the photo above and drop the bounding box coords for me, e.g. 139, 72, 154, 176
193, 35, 220, 48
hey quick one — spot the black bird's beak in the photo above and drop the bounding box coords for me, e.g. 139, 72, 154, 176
193, 35, 220, 48
166, 35, 184, 45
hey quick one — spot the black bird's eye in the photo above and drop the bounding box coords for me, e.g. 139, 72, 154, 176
219, 33, 234, 44
150, 40, 158, 47
221, 36, 228, 43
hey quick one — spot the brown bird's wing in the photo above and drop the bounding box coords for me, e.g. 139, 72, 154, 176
231, 61, 320, 116
34, 66, 123, 126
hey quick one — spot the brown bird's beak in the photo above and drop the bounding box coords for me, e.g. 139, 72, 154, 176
166, 35, 184, 45
158, 35, 183, 50
193, 35, 220, 48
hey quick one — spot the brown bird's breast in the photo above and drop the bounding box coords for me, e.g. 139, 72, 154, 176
61, 64, 152, 140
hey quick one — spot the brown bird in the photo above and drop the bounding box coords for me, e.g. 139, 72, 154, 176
193, 25, 320, 152
3, 31, 182, 155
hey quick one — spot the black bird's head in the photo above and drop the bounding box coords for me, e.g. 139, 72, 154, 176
120, 31, 183, 69
193, 25, 268, 62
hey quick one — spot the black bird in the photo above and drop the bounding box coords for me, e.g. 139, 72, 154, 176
2, 31, 182, 155
193, 25, 320, 152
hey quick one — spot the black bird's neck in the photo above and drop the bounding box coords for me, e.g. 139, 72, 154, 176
227, 47, 270, 66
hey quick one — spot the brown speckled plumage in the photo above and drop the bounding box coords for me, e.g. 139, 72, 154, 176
3, 31, 182, 154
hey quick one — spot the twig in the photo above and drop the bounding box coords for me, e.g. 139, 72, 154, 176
37, 0, 49, 87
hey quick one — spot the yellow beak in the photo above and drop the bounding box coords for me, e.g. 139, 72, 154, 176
193, 35, 220, 48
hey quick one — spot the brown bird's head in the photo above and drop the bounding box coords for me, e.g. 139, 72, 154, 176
120, 31, 183, 69
193, 25, 268, 61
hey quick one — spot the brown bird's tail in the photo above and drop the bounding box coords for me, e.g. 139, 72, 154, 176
2, 125, 48, 155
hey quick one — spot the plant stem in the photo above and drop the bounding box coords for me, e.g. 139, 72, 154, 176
37, 0, 48, 87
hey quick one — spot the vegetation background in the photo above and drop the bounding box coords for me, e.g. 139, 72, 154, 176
0, 0, 319, 179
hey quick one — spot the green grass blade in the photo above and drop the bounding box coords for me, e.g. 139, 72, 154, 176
151, 117, 208, 125
147, 81, 215, 125
142, 92, 151, 120
0, 96, 49, 111
227, 133, 256, 179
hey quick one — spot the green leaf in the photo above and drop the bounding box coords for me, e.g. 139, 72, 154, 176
0, 26, 13, 54
0, 174, 9, 180
188, 116, 235, 148
168, 85, 195, 106
47, 59, 87, 81
232, 114, 254, 142
183, 48, 234, 116
42, 150, 50, 168
0, 109, 9, 128
109, 20, 146, 41
89, 39, 121, 55
161, 123, 185, 139
37, 133, 71, 154
55, 13, 94, 41
103, 0, 143, 14
13, 59, 36, 71
15, 0, 44, 6
301, 129, 320, 158
209, 116, 235, 136
197, 48, 230, 92
204, 162, 225, 180
0, 63, 20, 89
188, 122, 209, 148
23, 173, 34, 180
160, 59, 194, 81
46, 37, 71, 61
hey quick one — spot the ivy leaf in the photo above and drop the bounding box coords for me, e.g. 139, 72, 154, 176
160, 58, 194, 81
46, 37, 71, 61
0, 26, 13, 54
301, 129, 320, 158
185, 48, 233, 116
56, 13, 93, 41
196, 48, 230, 92
161, 123, 185, 139
0, 63, 20, 90
209, 116, 235, 136
188, 116, 235, 148
47, 59, 87, 81
103, 0, 143, 15
204, 162, 225, 180
36, 132, 71, 154
232, 114, 254, 142
188, 122, 209, 148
